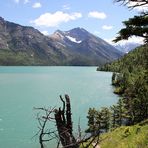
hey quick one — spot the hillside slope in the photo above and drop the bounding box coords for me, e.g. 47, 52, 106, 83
0, 17, 123, 66
97, 45, 148, 72
100, 120, 148, 148
50, 28, 123, 65
97, 45, 148, 124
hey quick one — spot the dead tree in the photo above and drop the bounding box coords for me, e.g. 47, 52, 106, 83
34, 95, 101, 148
54, 95, 79, 148
33, 107, 57, 148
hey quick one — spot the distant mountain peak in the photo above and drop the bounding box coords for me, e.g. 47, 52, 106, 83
68, 27, 88, 33
0, 17, 5, 26
54, 29, 63, 34
0, 16, 123, 66
51, 30, 65, 40
0, 17, 4, 21
51, 27, 89, 43
54, 27, 88, 36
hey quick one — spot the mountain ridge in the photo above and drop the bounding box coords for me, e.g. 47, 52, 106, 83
0, 17, 123, 66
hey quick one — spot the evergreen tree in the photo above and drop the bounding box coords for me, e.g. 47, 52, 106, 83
113, 0, 148, 44
86, 108, 97, 135
114, 0, 148, 9
110, 105, 120, 128
110, 99, 125, 127
100, 107, 111, 132
113, 14, 148, 44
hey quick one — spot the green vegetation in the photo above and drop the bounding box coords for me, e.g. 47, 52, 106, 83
85, 45, 148, 147
97, 45, 148, 72
0, 49, 53, 65
113, 0, 148, 43
86, 107, 110, 135
100, 120, 148, 148
85, 0, 148, 142
113, 14, 148, 44
95, 45, 148, 127
82, 120, 148, 148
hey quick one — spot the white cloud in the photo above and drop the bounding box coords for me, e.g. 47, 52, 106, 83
14, 0, 29, 4
88, 11, 107, 19
31, 11, 82, 27
102, 25, 113, 30
32, 2, 42, 8
105, 36, 144, 46
14, 0, 19, 3
24, 0, 29, 4
62, 4, 70, 10
41, 31, 49, 36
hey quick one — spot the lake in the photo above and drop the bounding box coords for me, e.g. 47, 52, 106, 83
0, 66, 118, 148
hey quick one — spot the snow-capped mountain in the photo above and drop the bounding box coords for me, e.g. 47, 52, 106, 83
66, 35, 82, 43
0, 16, 123, 66
49, 27, 123, 65
115, 43, 142, 53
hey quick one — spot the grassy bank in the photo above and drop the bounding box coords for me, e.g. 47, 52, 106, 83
100, 120, 148, 148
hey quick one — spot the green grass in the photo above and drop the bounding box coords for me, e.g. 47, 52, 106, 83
99, 120, 148, 148
81, 120, 148, 148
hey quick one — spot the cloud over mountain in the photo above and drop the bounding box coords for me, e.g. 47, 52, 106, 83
0, 17, 123, 66
88, 11, 107, 19
31, 11, 82, 27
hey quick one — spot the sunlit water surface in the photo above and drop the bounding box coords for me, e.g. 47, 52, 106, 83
0, 66, 118, 148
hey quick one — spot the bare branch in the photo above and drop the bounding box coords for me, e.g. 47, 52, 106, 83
34, 95, 102, 148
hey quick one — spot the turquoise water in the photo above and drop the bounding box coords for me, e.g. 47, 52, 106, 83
0, 66, 118, 148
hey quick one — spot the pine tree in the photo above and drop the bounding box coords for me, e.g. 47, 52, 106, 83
113, 14, 148, 44
86, 108, 97, 135
114, 0, 148, 9
100, 107, 111, 132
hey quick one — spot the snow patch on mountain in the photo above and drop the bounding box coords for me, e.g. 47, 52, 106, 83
105, 36, 144, 53
66, 35, 82, 43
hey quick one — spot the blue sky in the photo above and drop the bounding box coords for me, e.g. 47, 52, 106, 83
0, 0, 143, 44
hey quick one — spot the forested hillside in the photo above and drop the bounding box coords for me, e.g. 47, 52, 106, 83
96, 45, 148, 125
83, 45, 148, 147
97, 45, 148, 73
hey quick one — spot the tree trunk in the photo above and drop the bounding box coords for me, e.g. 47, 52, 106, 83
55, 95, 79, 148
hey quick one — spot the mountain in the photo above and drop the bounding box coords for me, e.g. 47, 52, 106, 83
0, 17, 66, 65
49, 27, 123, 65
115, 42, 141, 53
97, 45, 148, 72
0, 17, 123, 66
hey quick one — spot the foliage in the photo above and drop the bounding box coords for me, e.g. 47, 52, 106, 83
83, 120, 148, 148
114, 0, 148, 9
99, 119, 148, 148
113, 0, 148, 43
85, 108, 97, 135
0, 49, 53, 66
86, 107, 111, 135
97, 45, 148, 125
86, 46, 148, 147
113, 14, 148, 43
97, 45, 148, 72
